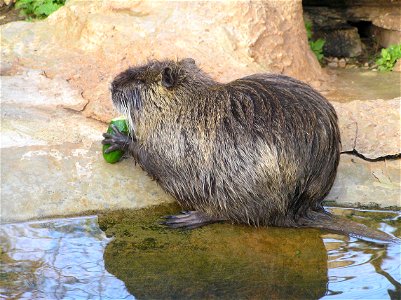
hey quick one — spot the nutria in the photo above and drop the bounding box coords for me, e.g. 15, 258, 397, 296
103, 58, 398, 243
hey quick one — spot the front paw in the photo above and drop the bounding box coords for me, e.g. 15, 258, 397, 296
102, 124, 131, 153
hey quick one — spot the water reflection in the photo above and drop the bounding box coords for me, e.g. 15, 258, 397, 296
0, 216, 134, 299
103, 224, 328, 299
1, 207, 400, 299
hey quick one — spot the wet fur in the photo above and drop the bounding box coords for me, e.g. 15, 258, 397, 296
110, 59, 396, 242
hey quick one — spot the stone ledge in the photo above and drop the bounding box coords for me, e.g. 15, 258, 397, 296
332, 98, 401, 159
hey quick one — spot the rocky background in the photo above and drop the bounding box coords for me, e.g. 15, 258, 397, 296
1, 0, 400, 222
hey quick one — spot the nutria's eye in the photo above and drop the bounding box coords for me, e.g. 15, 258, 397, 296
161, 67, 176, 88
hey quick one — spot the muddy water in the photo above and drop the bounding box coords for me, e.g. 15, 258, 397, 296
323, 69, 401, 102
1, 205, 400, 299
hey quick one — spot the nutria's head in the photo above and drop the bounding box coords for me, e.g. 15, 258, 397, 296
110, 58, 214, 131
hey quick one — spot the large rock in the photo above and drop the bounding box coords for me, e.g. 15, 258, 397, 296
345, 4, 401, 48
372, 25, 401, 48
1, 0, 324, 122
304, 7, 363, 57
320, 27, 362, 57
332, 98, 401, 159
304, 2, 401, 50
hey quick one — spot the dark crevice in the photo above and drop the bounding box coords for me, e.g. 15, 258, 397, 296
347, 20, 373, 38
341, 150, 401, 162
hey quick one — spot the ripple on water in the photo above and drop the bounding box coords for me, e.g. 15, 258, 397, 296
0, 216, 134, 300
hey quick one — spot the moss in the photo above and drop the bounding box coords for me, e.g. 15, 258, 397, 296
99, 204, 328, 299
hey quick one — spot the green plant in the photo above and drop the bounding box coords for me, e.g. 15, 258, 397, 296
376, 44, 401, 71
16, 0, 65, 20
305, 21, 325, 63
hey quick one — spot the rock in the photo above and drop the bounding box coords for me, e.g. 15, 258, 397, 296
1, 0, 325, 122
1, 72, 174, 223
346, 4, 401, 48
325, 155, 401, 209
1, 69, 88, 111
372, 25, 401, 48
392, 59, 401, 72
305, 3, 401, 53
347, 5, 401, 32
304, 6, 362, 57
332, 98, 401, 159
338, 58, 346, 68
320, 27, 362, 57
328, 62, 338, 68
303, 6, 344, 29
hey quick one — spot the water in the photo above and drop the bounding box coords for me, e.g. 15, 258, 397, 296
323, 68, 401, 102
1, 206, 400, 299
0, 216, 133, 299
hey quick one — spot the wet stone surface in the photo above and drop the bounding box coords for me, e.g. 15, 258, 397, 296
1, 205, 400, 299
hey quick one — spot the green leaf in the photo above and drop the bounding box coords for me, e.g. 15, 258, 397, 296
15, 0, 65, 19
313, 39, 325, 50
305, 21, 313, 40
34, 2, 60, 16
376, 43, 401, 71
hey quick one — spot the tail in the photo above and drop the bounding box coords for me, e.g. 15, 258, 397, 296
298, 211, 400, 244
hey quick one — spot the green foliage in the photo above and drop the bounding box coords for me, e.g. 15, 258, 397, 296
305, 21, 325, 63
15, 0, 65, 20
309, 39, 325, 62
376, 44, 401, 71
305, 20, 313, 40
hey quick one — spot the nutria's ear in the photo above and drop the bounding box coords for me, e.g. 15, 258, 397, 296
161, 67, 176, 88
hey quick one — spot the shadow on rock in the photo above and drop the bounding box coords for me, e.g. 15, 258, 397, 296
99, 204, 328, 299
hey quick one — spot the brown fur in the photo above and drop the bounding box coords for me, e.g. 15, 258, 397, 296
109, 58, 398, 243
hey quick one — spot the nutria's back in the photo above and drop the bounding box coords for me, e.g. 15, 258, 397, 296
170, 73, 340, 226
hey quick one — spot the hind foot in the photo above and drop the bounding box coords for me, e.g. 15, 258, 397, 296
161, 211, 225, 229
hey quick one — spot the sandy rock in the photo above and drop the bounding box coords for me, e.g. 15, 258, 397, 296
328, 62, 338, 68
346, 5, 401, 31
332, 98, 401, 159
346, 4, 401, 47
1, 0, 325, 122
326, 155, 401, 209
372, 25, 401, 48
1, 69, 88, 111
338, 58, 346, 68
